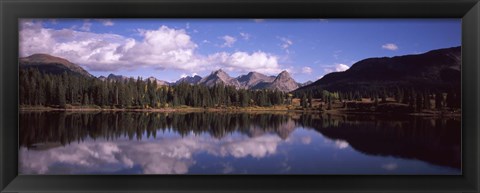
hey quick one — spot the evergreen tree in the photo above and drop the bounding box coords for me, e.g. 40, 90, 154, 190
301, 94, 308, 109
308, 93, 313, 108
435, 92, 443, 109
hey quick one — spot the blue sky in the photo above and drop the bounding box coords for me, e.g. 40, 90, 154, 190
20, 19, 461, 83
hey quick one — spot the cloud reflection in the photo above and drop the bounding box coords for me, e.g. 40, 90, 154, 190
20, 134, 283, 174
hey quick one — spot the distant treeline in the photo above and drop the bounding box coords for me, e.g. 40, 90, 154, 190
20, 69, 288, 108
296, 84, 461, 111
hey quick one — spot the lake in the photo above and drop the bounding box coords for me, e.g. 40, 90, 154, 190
19, 111, 461, 175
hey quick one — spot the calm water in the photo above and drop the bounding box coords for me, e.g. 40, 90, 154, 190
19, 111, 461, 175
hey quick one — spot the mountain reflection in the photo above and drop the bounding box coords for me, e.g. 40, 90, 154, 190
19, 112, 460, 174
298, 114, 461, 169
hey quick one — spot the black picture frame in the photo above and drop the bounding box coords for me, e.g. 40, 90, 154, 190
1, 0, 479, 192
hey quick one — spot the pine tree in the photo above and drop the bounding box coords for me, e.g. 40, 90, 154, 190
308, 93, 313, 108
301, 94, 308, 108
57, 82, 66, 108
435, 92, 443, 109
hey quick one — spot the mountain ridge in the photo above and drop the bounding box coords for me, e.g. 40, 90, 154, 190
295, 46, 461, 94
19, 53, 94, 78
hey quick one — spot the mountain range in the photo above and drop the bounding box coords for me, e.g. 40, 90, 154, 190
19, 53, 309, 92
20, 46, 460, 94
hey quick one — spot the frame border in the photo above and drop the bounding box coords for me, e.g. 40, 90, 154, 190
1, 0, 479, 192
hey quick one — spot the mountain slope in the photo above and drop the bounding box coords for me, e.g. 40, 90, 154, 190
175, 75, 202, 85
261, 71, 299, 92
147, 77, 170, 86
198, 69, 242, 88
236, 72, 275, 89
295, 46, 461, 93
19, 54, 93, 78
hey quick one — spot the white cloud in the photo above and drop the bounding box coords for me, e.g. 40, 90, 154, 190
382, 43, 399, 51
19, 20, 284, 75
220, 35, 236, 47
335, 64, 350, 71
302, 66, 312, 74
279, 37, 293, 50
95, 19, 114, 26
207, 51, 282, 74
80, 20, 92, 31
239, 32, 250, 40
180, 72, 198, 78
323, 63, 350, 73
334, 140, 349, 149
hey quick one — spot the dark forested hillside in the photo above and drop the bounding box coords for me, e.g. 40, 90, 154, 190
295, 46, 461, 95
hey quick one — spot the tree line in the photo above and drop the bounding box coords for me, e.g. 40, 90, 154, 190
20, 68, 287, 108
296, 85, 461, 111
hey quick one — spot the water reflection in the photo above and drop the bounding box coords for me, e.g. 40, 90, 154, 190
19, 112, 461, 174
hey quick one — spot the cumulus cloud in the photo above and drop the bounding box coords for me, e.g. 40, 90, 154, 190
302, 66, 312, 74
19, 20, 284, 75
323, 63, 350, 73
207, 51, 282, 74
220, 35, 236, 47
19, 134, 283, 174
382, 43, 399, 51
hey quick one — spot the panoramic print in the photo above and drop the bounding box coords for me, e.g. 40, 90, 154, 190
19, 19, 461, 174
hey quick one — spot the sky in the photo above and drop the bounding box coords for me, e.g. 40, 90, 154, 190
19, 19, 461, 83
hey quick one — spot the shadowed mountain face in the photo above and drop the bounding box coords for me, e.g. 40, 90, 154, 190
107, 73, 129, 81
19, 54, 93, 78
237, 72, 276, 89
263, 70, 299, 92
198, 69, 242, 88
175, 75, 202, 85
295, 46, 461, 93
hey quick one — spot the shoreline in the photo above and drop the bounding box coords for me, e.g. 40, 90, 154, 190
19, 106, 461, 117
